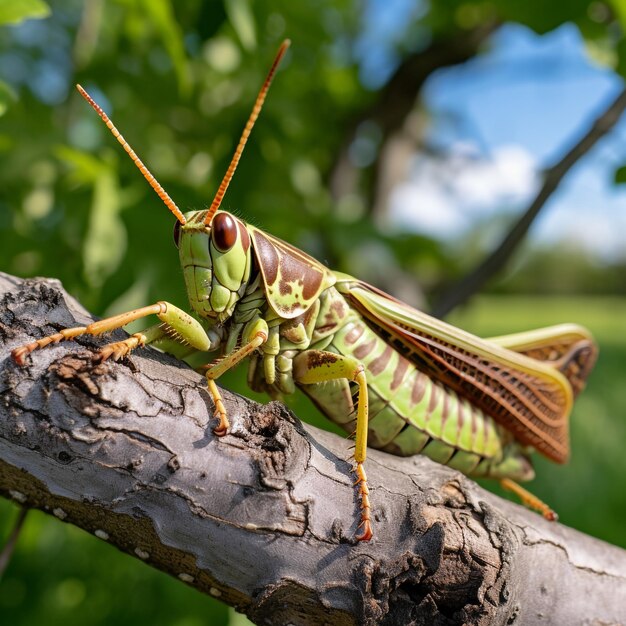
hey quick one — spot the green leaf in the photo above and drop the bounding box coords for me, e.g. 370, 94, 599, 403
614, 165, 626, 184
83, 171, 126, 288
140, 0, 191, 96
610, 0, 626, 32
0, 79, 16, 117
616, 37, 626, 78
0, 0, 50, 25
57, 145, 126, 286
225, 0, 256, 51
55, 145, 108, 185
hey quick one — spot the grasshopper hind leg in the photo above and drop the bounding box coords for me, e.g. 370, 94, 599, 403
293, 350, 372, 541
500, 478, 558, 521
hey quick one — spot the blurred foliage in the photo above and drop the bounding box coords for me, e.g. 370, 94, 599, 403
0, 0, 50, 26
1, 0, 626, 624
496, 244, 626, 295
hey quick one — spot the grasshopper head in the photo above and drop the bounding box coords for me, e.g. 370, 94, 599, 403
168, 42, 289, 323
75, 42, 289, 324
175, 210, 252, 322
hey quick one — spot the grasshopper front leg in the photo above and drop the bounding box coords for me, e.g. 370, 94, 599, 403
10, 301, 249, 437
292, 350, 372, 541
203, 318, 269, 436
11, 302, 213, 365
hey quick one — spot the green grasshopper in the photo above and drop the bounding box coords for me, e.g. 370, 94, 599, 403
11, 41, 598, 541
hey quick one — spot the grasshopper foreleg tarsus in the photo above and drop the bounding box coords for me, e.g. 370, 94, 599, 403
12, 326, 88, 365
11, 303, 165, 365
500, 478, 558, 521
206, 379, 229, 436
293, 351, 373, 541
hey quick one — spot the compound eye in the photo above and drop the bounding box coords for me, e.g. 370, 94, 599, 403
212, 212, 237, 252
173, 220, 182, 248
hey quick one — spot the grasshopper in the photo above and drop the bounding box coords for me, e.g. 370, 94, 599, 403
11, 40, 598, 541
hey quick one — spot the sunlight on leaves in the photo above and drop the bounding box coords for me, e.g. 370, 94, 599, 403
139, 0, 191, 96
0, 0, 50, 25
55, 145, 108, 186
0, 80, 16, 117
203, 36, 241, 73
609, 0, 626, 32
83, 171, 126, 288
225, 0, 256, 51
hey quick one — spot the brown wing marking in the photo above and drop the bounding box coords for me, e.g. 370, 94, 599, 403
249, 226, 335, 319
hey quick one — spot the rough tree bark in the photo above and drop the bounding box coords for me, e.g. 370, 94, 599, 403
1, 272, 625, 626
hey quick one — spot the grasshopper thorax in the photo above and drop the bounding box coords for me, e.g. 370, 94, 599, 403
175, 210, 252, 322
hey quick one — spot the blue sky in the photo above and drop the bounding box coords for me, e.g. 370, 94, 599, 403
357, 4, 626, 262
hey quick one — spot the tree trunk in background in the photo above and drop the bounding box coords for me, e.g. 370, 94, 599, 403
432, 88, 626, 317
1, 273, 625, 625
330, 21, 499, 208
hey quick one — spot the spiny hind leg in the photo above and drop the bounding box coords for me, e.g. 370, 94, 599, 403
500, 478, 558, 521
203, 318, 268, 437
12, 301, 212, 365
292, 350, 372, 541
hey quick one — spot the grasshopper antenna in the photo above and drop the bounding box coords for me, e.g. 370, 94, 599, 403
76, 84, 187, 225
204, 39, 291, 226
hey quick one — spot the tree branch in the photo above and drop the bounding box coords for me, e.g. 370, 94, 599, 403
1, 272, 626, 625
432, 86, 626, 318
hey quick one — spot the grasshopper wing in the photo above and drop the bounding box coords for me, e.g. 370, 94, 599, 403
336, 275, 592, 463
487, 325, 597, 398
